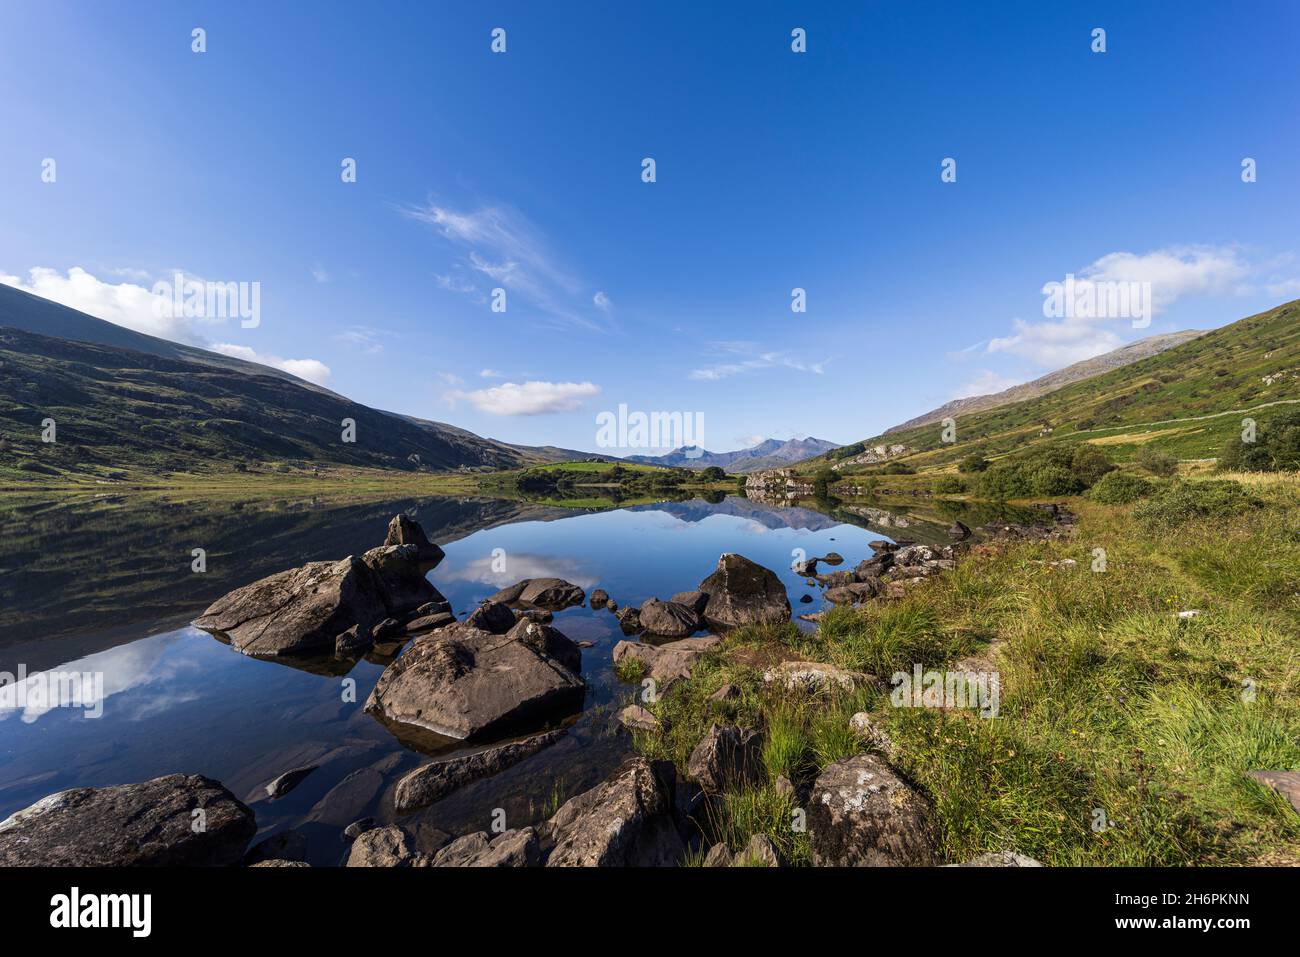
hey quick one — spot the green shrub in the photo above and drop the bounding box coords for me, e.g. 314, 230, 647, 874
1070, 445, 1116, 485
958, 454, 990, 474
1218, 410, 1300, 472
1087, 470, 1154, 505
1137, 447, 1179, 477
933, 475, 965, 494
1133, 480, 1260, 528
976, 463, 1032, 500
1029, 464, 1084, 496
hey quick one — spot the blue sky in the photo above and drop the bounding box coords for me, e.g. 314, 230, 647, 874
2, 1, 1297, 454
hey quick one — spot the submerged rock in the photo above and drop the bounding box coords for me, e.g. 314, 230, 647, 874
807, 754, 938, 866
616, 705, 660, 732
543, 758, 683, 867
394, 730, 565, 813
697, 554, 791, 630
265, 764, 318, 800
365, 620, 584, 742
0, 774, 256, 867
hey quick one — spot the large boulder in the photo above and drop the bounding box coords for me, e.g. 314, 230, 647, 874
697, 554, 791, 630
194, 556, 389, 657
394, 730, 565, 813
365, 621, 584, 742
465, 600, 517, 634
638, 599, 702, 638
686, 724, 763, 793
385, 514, 446, 567
807, 754, 938, 866
543, 758, 684, 867
361, 544, 439, 616
0, 774, 255, 867
487, 578, 585, 611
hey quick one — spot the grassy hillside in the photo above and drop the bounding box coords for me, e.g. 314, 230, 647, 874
806, 300, 1300, 477
0, 326, 543, 485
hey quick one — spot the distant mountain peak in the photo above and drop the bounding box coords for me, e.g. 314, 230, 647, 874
625, 435, 840, 472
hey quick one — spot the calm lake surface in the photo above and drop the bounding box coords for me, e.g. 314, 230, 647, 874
0, 491, 1035, 865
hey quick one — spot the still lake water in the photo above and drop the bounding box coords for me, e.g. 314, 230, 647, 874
0, 492, 1028, 865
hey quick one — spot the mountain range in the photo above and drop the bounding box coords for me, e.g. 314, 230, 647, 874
625, 436, 841, 473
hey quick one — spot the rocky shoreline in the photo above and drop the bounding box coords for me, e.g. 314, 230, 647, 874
14, 501, 1290, 868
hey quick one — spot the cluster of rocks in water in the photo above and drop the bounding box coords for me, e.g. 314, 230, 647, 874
0, 504, 1130, 868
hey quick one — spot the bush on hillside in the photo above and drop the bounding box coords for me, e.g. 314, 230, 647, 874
1070, 445, 1117, 486
1136, 447, 1179, 477
1132, 479, 1259, 528
976, 463, 1032, 500
1218, 410, 1300, 473
1087, 470, 1154, 505
957, 454, 990, 474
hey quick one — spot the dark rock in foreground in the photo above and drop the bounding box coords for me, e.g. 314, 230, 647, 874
432, 828, 540, 867
807, 754, 937, 866
686, 723, 763, 794
385, 514, 446, 567
543, 758, 683, 866
0, 774, 256, 867
365, 619, 584, 742
697, 553, 791, 630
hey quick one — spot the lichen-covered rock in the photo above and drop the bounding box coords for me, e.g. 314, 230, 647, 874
432, 828, 539, 867
807, 754, 938, 866
612, 635, 720, 689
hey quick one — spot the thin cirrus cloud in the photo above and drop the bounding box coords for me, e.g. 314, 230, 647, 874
400, 199, 614, 333
689, 340, 830, 381
444, 380, 601, 416
987, 245, 1255, 367
951, 369, 1024, 400
0, 266, 333, 385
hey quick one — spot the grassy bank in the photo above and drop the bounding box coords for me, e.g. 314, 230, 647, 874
623, 471, 1300, 866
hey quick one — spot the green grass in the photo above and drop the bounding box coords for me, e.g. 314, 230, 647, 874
623, 472, 1300, 866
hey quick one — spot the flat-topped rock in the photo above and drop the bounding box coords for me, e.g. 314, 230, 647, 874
697, 554, 791, 630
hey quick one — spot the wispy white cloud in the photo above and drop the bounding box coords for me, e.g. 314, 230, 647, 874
0, 266, 332, 385
479, 368, 505, 379
310, 262, 330, 283
689, 341, 830, 381
402, 200, 612, 333
332, 325, 391, 355
593, 291, 612, 312
444, 380, 600, 415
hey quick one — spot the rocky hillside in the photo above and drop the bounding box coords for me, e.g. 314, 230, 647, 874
885, 330, 1205, 434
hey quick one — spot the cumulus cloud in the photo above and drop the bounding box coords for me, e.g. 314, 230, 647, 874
951, 369, 1024, 400
988, 245, 1253, 366
445, 380, 600, 415
0, 266, 331, 385
402, 200, 612, 332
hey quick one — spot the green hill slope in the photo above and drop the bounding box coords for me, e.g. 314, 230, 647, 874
809, 299, 1300, 475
